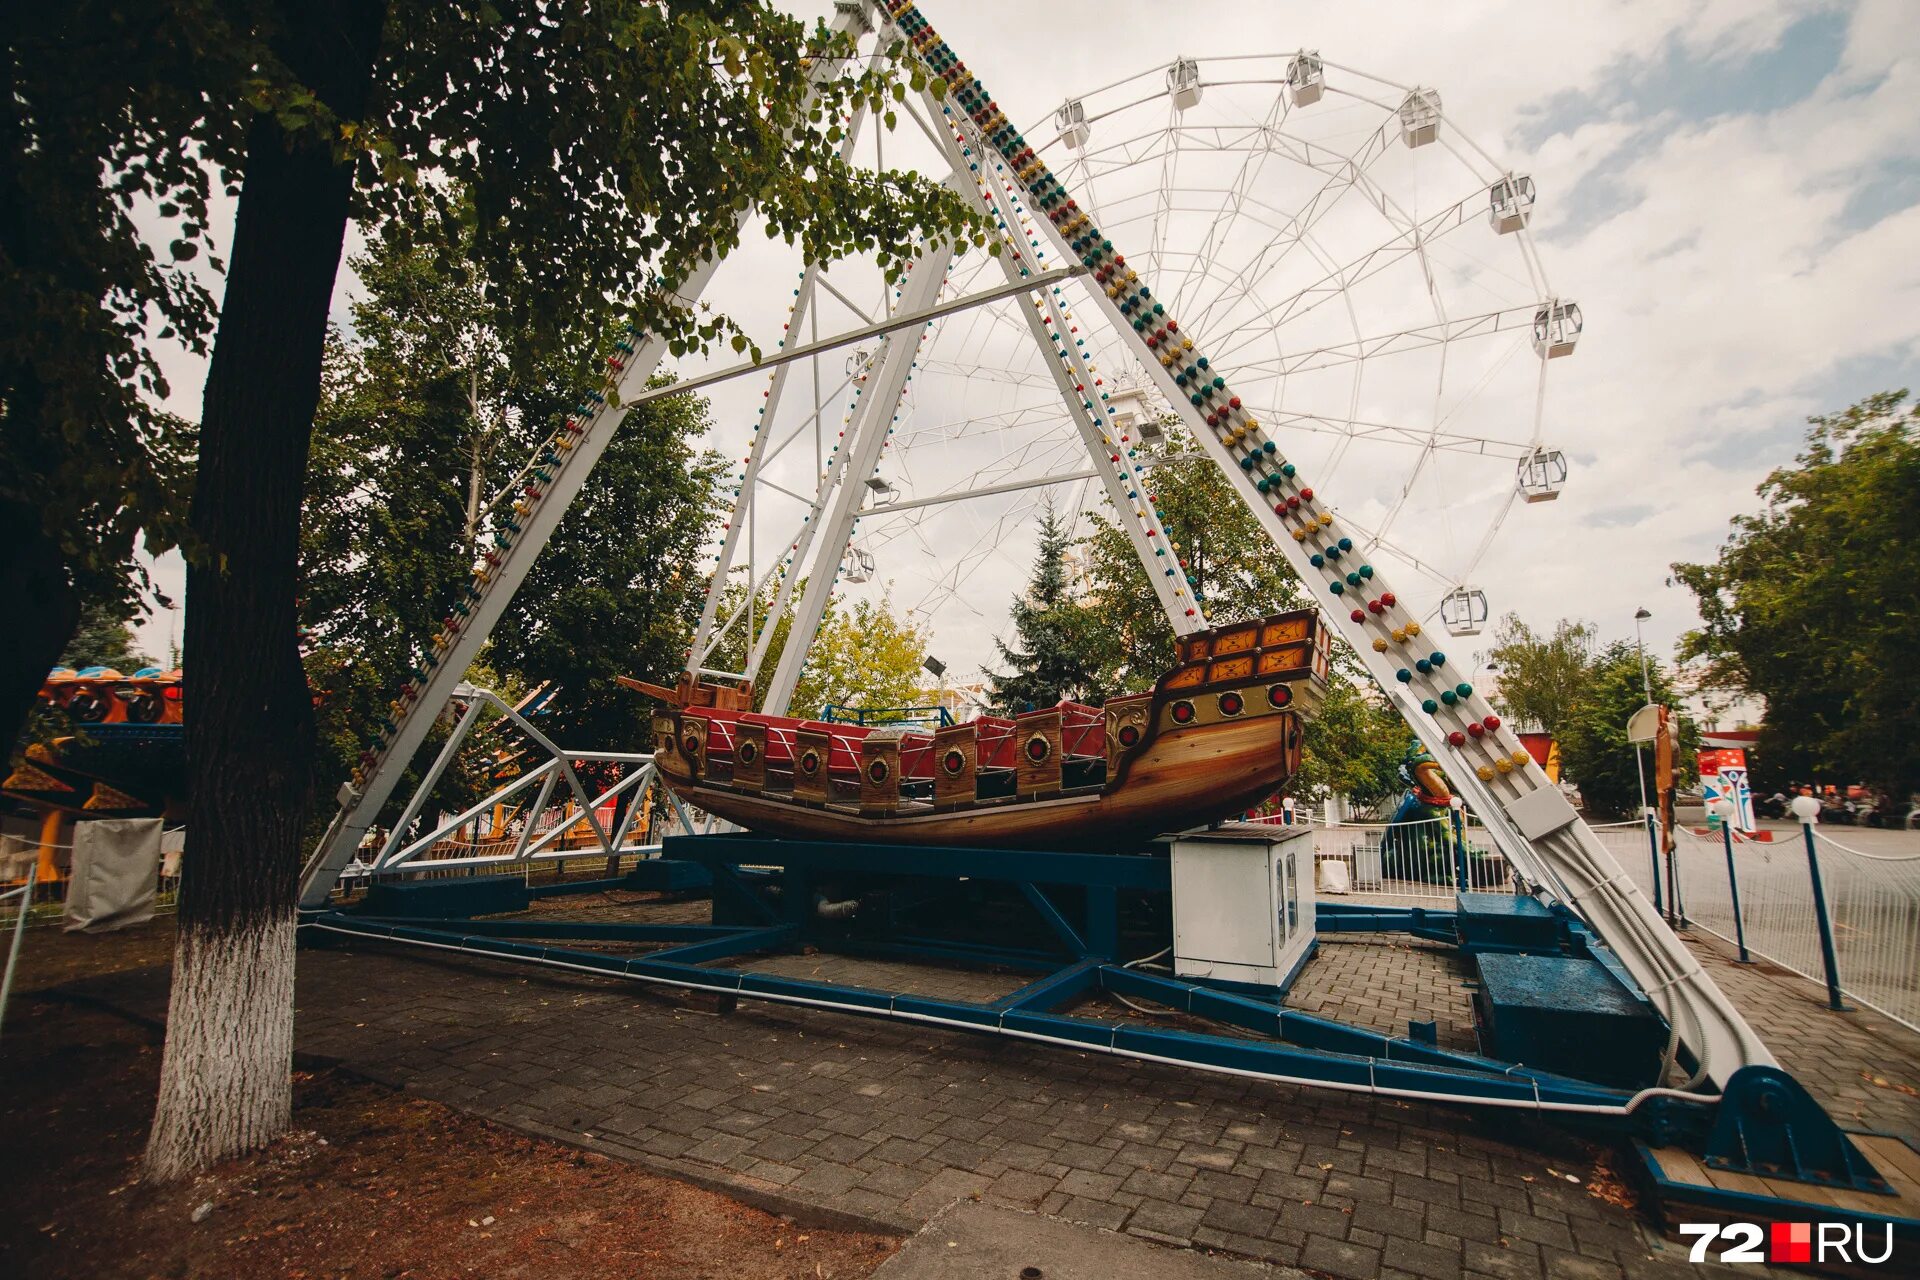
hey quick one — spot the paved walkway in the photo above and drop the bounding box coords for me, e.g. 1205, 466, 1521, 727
56, 920, 1918, 1280
267, 919, 1915, 1280
874, 1200, 1303, 1278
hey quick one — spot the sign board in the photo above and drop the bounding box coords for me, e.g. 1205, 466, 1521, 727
1698, 747, 1755, 832
1625, 703, 1661, 744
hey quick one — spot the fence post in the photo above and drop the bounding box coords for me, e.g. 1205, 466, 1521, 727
1666, 820, 1685, 928
1450, 807, 1470, 894
1799, 823, 1851, 1011
1644, 811, 1664, 919
0, 862, 37, 1045
1720, 821, 1750, 963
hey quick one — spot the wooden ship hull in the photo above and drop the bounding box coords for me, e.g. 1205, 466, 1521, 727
648, 609, 1330, 849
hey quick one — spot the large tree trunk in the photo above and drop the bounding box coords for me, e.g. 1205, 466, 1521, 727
145, 0, 385, 1182
0, 491, 78, 755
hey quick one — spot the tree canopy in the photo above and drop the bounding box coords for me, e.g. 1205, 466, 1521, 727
1673, 390, 1920, 799
1287, 676, 1407, 809
1487, 613, 1596, 740
301, 227, 727, 821
1556, 640, 1696, 820
706, 580, 934, 719
0, 0, 989, 756
22, 0, 1000, 1181
1074, 424, 1306, 688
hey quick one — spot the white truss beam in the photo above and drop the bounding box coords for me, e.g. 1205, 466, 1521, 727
943, 138, 1203, 632
759, 236, 960, 714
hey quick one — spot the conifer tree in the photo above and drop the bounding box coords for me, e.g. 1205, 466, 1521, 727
989, 502, 1103, 713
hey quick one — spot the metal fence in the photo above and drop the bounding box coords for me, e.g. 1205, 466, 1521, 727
1248, 813, 1520, 901
1594, 819, 1920, 1033
0, 831, 182, 928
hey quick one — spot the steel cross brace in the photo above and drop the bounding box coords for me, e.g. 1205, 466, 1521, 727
760, 233, 961, 714
305, 910, 1641, 1113
926, 99, 1202, 632
688, 86, 883, 675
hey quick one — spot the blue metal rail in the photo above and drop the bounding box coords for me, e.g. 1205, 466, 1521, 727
305, 909, 1640, 1112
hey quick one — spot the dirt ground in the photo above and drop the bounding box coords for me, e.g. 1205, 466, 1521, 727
0, 923, 897, 1280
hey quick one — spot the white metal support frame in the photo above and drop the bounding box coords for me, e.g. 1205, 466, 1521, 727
688, 83, 881, 675
884, 0, 1768, 1090
356, 685, 682, 876
298, 1, 880, 908
933, 111, 1204, 632
760, 235, 961, 715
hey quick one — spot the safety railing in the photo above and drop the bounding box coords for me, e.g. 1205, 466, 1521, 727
0, 862, 35, 1039
1281, 813, 1518, 902
0, 831, 183, 928
1594, 818, 1920, 1032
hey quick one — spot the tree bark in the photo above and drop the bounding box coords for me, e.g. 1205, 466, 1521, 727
0, 491, 79, 755
145, 0, 385, 1182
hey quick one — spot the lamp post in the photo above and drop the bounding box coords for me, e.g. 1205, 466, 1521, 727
1632, 608, 1653, 820
1633, 607, 1654, 701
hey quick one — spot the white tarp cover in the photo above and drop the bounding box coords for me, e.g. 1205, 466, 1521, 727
64, 817, 161, 933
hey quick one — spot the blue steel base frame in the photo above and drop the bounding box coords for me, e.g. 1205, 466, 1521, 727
304, 833, 1902, 1203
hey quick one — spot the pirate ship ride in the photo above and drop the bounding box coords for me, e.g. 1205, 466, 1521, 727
640, 608, 1330, 847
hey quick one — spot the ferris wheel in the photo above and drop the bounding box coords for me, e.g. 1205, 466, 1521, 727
691, 44, 1580, 696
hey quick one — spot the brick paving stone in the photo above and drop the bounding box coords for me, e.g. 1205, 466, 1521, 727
1278, 1200, 1350, 1239
1174, 1143, 1242, 1171
1499, 1206, 1577, 1252
1126, 1197, 1205, 1245
1384, 1233, 1461, 1276
1200, 1198, 1278, 1238
1465, 1239, 1547, 1280
1543, 1247, 1626, 1280
984, 1169, 1056, 1207
1350, 1200, 1424, 1241
1121, 1167, 1192, 1201
1301, 1234, 1383, 1279
791, 1162, 862, 1197
1057, 1167, 1122, 1199
1058, 1195, 1130, 1231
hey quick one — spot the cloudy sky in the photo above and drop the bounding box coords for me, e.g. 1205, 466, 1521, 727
135, 0, 1919, 714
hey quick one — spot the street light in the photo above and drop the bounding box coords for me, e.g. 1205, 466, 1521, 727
1632, 608, 1653, 819
1633, 607, 1653, 700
